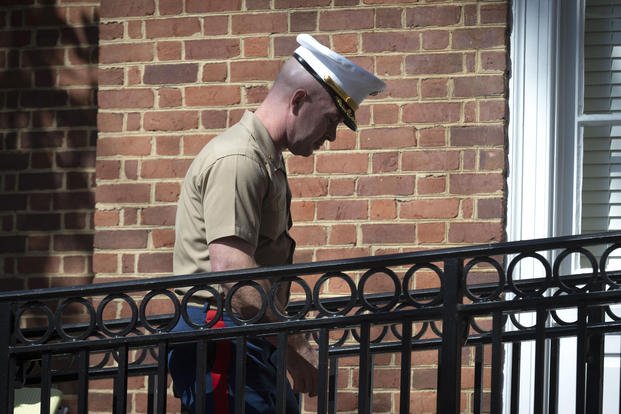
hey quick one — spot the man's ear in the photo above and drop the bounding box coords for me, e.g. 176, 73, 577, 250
290, 89, 307, 115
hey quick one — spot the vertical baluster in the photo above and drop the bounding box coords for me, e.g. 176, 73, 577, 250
275, 332, 288, 414
533, 306, 547, 413
156, 341, 168, 414
576, 306, 588, 414
113, 344, 128, 414
40, 353, 51, 414
357, 320, 372, 414
474, 344, 483, 414
195, 339, 207, 414
328, 356, 338, 414
490, 311, 503, 414
234, 336, 247, 414
0, 302, 11, 414
548, 337, 559, 414
399, 320, 412, 414
510, 342, 521, 414
77, 350, 89, 414
317, 328, 329, 414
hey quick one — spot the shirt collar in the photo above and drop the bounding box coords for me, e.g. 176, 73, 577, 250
240, 110, 284, 172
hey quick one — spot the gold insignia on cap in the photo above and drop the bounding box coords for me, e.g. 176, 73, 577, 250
323, 75, 359, 111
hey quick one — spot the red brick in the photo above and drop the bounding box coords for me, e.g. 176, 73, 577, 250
145, 17, 201, 38
202, 110, 227, 129
406, 53, 463, 75
186, 0, 241, 12
453, 28, 506, 49
202, 15, 229, 36
232, 13, 287, 34
186, 86, 241, 106
453, 75, 505, 97
245, 85, 269, 104
97, 137, 151, 156
243, 37, 269, 57
100, 0, 154, 17
481, 3, 508, 24
478, 198, 504, 220
152, 229, 175, 248
450, 125, 504, 146
159, 0, 183, 14
291, 11, 317, 32
100, 22, 123, 40
480, 149, 504, 170
481, 50, 507, 71
360, 127, 415, 149
377, 55, 403, 76
417, 175, 446, 194
479, 100, 506, 122
154, 182, 180, 202
421, 78, 448, 98
158, 88, 182, 108
319, 9, 374, 31
141, 205, 176, 226
143, 63, 198, 84
184, 134, 216, 155
329, 178, 355, 196
94, 210, 119, 227
99, 89, 154, 109
376, 8, 402, 28
373, 104, 400, 125
362, 223, 416, 244
362, 32, 419, 53
406, 5, 461, 27
98, 68, 123, 86
100, 43, 154, 64
137, 252, 173, 273
18, 256, 60, 274
328, 224, 356, 245
316, 200, 367, 220
289, 177, 328, 198
286, 156, 314, 175
141, 159, 191, 179
185, 39, 240, 60
144, 110, 199, 131
156, 40, 182, 61
230, 60, 282, 82
96, 184, 150, 203
370, 199, 397, 220
449, 173, 503, 195
384, 79, 419, 99
422, 30, 450, 50
417, 222, 445, 243
202, 63, 228, 82
401, 198, 459, 219
358, 175, 415, 196
54, 234, 94, 252
448, 222, 504, 243
290, 200, 315, 221
315, 153, 368, 174
95, 230, 148, 249
274, 0, 329, 7
403, 150, 460, 172
290, 225, 327, 246
372, 152, 398, 173
403, 102, 460, 123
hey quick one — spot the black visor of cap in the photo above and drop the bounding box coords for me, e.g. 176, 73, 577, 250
293, 53, 357, 131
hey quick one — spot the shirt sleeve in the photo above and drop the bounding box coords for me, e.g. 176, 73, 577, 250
201, 154, 268, 249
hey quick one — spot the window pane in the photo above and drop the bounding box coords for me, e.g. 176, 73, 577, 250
584, 1, 621, 114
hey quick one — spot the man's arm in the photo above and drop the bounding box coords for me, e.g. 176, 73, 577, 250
208, 236, 319, 397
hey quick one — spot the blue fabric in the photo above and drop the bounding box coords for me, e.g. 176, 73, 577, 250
168, 306, 300, 414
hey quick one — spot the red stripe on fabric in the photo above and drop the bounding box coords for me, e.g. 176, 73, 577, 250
206, 310, 232, 413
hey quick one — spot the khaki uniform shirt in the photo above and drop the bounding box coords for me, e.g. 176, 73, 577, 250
174, 111, 295, 294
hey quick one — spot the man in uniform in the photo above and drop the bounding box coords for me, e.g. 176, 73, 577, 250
169, 34, 385, 413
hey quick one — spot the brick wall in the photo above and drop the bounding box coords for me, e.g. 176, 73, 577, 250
96, 1, 508, 412
0, 0, 98, 291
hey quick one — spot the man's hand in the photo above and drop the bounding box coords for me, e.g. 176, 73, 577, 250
286, 337, 319, 397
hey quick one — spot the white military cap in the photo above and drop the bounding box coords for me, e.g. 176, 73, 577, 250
293, 34, 386, 131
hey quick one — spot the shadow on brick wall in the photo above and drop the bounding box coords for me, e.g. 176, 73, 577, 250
0, 3, 99, 291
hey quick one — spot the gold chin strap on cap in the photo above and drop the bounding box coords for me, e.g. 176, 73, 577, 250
323, 75, 359, 111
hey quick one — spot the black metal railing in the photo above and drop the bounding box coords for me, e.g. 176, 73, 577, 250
2, 231, 621, 413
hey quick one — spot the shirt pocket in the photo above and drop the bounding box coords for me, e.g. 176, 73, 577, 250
259, 188, 287, 241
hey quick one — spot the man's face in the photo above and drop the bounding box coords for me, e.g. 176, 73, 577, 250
286, 90, 343, 157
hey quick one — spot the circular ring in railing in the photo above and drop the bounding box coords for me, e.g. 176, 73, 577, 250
269, 276, 312, 321
14, 301, 55, 345
351, 308, 389, 344
313, 271, 357, 316
180, 285, 223, 329
389, 302, 428, 341
54, 297, 96, 341
430, 320, 443, 337
552, 247, 598, 293
358, 267, 401, 312
508, 309, 544, 330
507, 252, 551, 298
600, 243, 621, 289
96, 293, 138, 337
311, 328, 349, 348
550, 289, 578, 326
108, 328, 151, 366
463, 257, 505, 302
225, 280, 268, 325
139, 289, 180, 333
469, 313, 508, 334
402, 263, 444, 307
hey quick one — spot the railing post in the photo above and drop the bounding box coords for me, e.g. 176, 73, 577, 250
437, 258, 465, 414
0, 302, 11, 413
